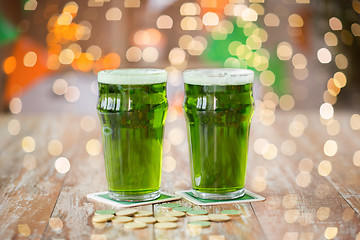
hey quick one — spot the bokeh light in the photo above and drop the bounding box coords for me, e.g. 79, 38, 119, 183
22, 136, 36, 153
329, 17, 342, 31
324, 227, 338, 239
317, 48, 332, 64
318, 160, 332, 176
8, 119, 21, 135
86, 139, 102, 156
9, 98, 22, 114
163, 156, 176, 172
353, 151, 360, 167
106, 7, 122, 21
320, 103, 334, 120
55, 157, 71, 174
264, 13, 280, 27
48, 139, 63, 156
317, 207, 331, 221
323, 140, 337, 157
203, 12, 219, 26
350, 114, 360, 130
49, 218, 64, 231
157, 15, 173, 29
23, 51, 37, 67
126, 47, 142, 62
53, 79, 68, 95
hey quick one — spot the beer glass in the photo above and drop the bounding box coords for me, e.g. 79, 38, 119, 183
97, 69, 168, 201
183, 69, 254, 200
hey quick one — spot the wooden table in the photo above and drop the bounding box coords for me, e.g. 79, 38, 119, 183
1, 111, 359, 240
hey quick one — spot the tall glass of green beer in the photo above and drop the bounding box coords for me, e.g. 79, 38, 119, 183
183, 68, 254, 200
97, 69, 168, 201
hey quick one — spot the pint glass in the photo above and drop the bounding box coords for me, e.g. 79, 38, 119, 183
97, 69, 168, 201
183, 69, 254, 200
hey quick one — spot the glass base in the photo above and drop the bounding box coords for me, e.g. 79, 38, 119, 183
192, 188, 245, 200
109, 190, 160, 202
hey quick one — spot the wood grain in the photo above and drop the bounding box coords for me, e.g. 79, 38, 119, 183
1, 112, 359, 239
0, 115, 82, 239
248, 111, 360, 240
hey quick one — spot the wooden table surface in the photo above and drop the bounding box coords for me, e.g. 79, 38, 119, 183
0, 111, 359, 240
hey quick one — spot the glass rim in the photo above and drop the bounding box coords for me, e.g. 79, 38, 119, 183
98, 68, 167, 85
183, 68, 254, 86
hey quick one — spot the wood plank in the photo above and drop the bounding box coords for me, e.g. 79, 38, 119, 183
43, 120, 154, 240
299, 112, 360, 215
0, 115, 82, 239
248, 111, 360, 240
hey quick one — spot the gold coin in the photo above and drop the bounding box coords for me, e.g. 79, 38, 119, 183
116, 209, 138, 216
187, 210, 208, 216
155, 222, 178, 229
220, 210, 242, 216
92, 222, 106, 229
208, 214, 231, 222
112, 216, 133, 223
134, 217, 157, 224
156, 216, 178, 222
188, 215, 209, 222
124, 221, 147, 229
164, 210, 186, 218
92, 214, 114, 223
187, 221, 211, 228
94, 210, 116, 215
134, 210, 153, 217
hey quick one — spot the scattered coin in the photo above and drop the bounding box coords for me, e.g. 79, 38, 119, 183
187, 210, 208, 216
208, 214, 231, 222
95, 210, 116, 215
220, 210, 242, 216
116, 209, 138, 216
124, 221, 147, 229
155, 222, 178, 229
188, 215, 210, 222
187, 221, 211, 228
161, 203, 182, 209
92, 222, 106, 229
156, 216, 178, 222
134, 217, 157, 224
134, 210, 153, 217
112, 216, 133, 224
172, 206, 193, 212
164, 210, 186, 218
92, 214, 115, 223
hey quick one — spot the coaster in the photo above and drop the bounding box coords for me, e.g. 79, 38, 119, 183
87, 192, 181, 208
175, 189, 265, 206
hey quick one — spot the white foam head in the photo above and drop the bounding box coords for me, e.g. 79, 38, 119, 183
98, 69, 167, 85
183, 68, 254, 85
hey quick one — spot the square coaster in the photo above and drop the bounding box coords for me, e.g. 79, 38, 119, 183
87, 192, 181, 208
175, 189, 265, 206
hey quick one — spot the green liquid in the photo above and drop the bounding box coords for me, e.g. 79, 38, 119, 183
183, 83, 254, 194
97, 82, 167, 196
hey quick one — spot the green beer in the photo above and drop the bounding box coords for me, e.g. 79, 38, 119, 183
183, 69, 254, 200
97, 69, 168, 201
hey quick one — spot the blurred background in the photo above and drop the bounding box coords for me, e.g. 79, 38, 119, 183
1, 0, 360, 116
